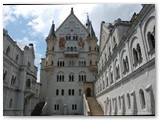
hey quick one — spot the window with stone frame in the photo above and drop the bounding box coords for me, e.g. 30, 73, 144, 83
133, 44, 142, 67
6, 46, 10, 56
9, 98, 13, 108
147, 30, 155, 51
127, 93, 131, 109
56, 89, 59, 96
54, 104, 59, 110
3, 70, 7, 81
116, 65, 120, 80
139, 89, 146, 109
72, 104, 77, 110
26, 79, 31, 88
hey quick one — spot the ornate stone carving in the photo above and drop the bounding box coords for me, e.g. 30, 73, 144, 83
78, 37, 84, 49
59, 37, 66, 49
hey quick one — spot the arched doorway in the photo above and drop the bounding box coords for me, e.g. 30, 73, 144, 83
86, 88, 91, 97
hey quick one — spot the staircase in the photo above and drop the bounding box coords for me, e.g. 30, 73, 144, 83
31, 102, 45, 116
87, 97, 104, 116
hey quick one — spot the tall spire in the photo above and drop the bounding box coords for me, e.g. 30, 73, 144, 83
48, 20, 56, 38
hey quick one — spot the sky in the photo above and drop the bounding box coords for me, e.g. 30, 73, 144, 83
3, 4, 142, 82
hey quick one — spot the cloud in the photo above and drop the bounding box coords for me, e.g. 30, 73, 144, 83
15, 37, 38, 49
3, 6, 16, 27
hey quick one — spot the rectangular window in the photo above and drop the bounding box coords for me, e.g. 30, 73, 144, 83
61, 90, 64, 96
79, 89, 81, 96
54, 104, 59, 110
72, 89, 74, 96
56, 89, 59, 96
69, 89, 71, 96
72, 104, 77, 110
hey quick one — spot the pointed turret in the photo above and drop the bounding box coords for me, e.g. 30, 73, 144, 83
45, 20, 56, 73
48, 20, 56, 38
86, 14, 96, 37
86, 14, 98, 74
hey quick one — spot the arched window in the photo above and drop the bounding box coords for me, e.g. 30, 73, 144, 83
127, 93, 131, 109
137, 44, 142, 60
106, 77, 108, 87
126, 56, 129, 71
109, 47, 111, 56
6, 46, 10, 56
139, 89, 146, 109
56, 89, 59, 96
16, 54, 19, 62
82, 75, 84, 81
66, 36, 68, 40
72, 75, 74, 81
116, 65, 120, 79
26, 79, 31, 88
61, 89, 64, 96
133, 48, 138, 64
52, 46, 54, 51
74, 47, 77, 51
90, 61, 92, 66
103, 80, 105, 89
123, 59, 127, 73
57, 61, 59, 66
69, 89, 71, 95
89, 46, 91, 51
110, 72, 113, 84
79, 75, 81, 81
84, 61, 86, 66
95, 47, 96, 51
71, 47, 73, 51
62, 75, 64, 82
3, 71, 7, 81
63, 61, 65, 66
9, 98, 13, 108
51, 61, 54, 66
118, 96, 121, 109
84, 75, 86, 81
57, 75, 59, 81
113, 36, 117, 48
67, 47, 70, 51
147, 32, 155, 50
73, 36, 75, 40
72, 89, 74, 95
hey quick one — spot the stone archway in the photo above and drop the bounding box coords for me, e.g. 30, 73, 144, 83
86, 88, 91, 97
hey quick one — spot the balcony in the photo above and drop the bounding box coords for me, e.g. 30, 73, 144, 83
44, 65, 54, 72
88, 65, 98, 73
64, 51, 79, 58
88, 50, 97, 56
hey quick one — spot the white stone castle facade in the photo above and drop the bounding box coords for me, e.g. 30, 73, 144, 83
95, 4, 155, 115
3, 29, 40, 116
3, 4, 155, 116
40, 8, 99, 115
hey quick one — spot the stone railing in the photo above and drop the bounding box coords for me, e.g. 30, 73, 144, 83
83, 94, 91, 116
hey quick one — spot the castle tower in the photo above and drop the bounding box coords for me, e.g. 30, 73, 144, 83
45, 21, 56, 73
86, 15, 99, 74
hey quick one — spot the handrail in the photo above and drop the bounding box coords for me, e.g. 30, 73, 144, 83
83, 94, 91, 115
41, 102, 47, 115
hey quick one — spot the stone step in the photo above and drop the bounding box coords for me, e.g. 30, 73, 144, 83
87, 97, 103, 116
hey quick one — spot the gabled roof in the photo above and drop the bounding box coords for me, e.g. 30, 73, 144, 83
55, 8, 89, 35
